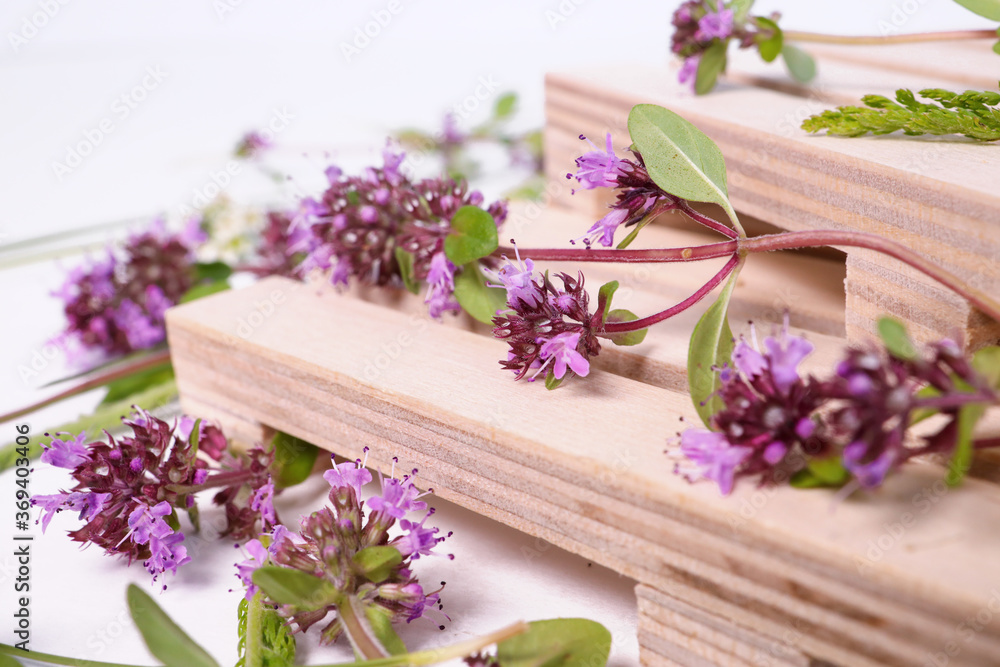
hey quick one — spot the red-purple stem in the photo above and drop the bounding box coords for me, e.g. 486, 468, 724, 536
500, 240, 738, 264
678, 201, 739, 239
601, 255, 740, 333
741, 231, 1000, 323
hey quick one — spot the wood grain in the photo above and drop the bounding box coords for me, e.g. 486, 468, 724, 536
166, 276, 1000, 666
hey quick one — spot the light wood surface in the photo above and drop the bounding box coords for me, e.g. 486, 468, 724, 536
543, 49, 1000, 349
167, 273, 1000, 666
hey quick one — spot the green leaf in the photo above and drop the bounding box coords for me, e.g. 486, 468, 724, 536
353, 546, 403, 584
597, 281, 619, 323
615, 217, 653, 249
269, 431, 319, 489
877, 317, 918, 361
0, 654, 24, 667
627, 104, 741, 234
952, 0, 1000, 20
605, 310, 648, 346
695, 40, 728, 95
497, 618, 612, 667
444, 206, 498, 266
808, 456, 849, 486
494, 92, 518, 119
910, 385, 943, 426
394, 247, 420, 295
782, 44, 817, 83
193, 261, 234, 282
453, 262, 507, 324
364, 606, 407, 656
127, 584, 220, 667
993, 39, 1000, 56
688, 268, 740, 426
729, 0, 755, 22
946, 402, 986, 487
253, 566, 339, 608
180, 280, 231, 304
237, 592, 296, 667
545, 374, 564, 391
99, 362, 175, 406
754, 17, 784, 63
972, 346, 1000, 389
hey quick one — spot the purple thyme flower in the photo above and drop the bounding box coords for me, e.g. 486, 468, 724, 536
696, 2, 734, 41
679, 55, 701, 90
579, 208, 629, 248
537, 332, 590, 380
234, 130, 273, 159
486, 245, 544, 310
262, 463, 450, 643
250, 477, 277, 529
424, 252, 460, 320
40, 432, 90, 469
570, 133, 628, 190
676, 430, 752, 496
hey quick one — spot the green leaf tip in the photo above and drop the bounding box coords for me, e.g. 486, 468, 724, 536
688, 268, 740, 426
127, 583, 220, 667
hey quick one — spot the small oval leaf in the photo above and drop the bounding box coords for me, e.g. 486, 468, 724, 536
498, 618, 612, 667
127, 584, 220, 667
782, 44, 817, 83
688, 269, 740, 426
877, 317, 918, 361
453, 262, 507, 324
605, 309, 648, 346
695, 40, 728, 95
270, 431, 320, 489
353, 545, 403, 584
953, 0, 1000, 20
394, 247, 420, 295
253, 566, 339, 608
627, 104, 742, 235
444, 206, 498, 266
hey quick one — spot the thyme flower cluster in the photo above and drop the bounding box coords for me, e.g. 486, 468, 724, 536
676, 321, 999, 495
33, 409, 275, 583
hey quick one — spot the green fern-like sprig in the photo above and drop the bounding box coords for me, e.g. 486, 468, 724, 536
802, 84, 1000, 141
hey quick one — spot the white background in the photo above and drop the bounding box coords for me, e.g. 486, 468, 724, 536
0, 2, 993, 665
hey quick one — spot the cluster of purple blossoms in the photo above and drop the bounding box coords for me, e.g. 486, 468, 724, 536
671, 1, 780, 90
54, 221, 202, 359
676, 320, 999, 495
33, 409, 275, 583
236, 452, 450, 645
568, 134, 691, 248
289, 147, 508, 320
490, 249, 599, 383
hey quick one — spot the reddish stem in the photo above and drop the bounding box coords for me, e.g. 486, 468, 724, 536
0, 348, 173, 424
500, 240, 738, 264
601, 255, 740, 333
677, 201, 739, 239
741, 231, 1000, 324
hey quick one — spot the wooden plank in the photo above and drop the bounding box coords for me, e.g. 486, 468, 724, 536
543, 67, 1000, 347
165, 277, 1000, 665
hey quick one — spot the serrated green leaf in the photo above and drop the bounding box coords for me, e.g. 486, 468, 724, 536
627, 104, 741, 234
99, 362, 175, 406
605, 310, 648, 346
253, 566, 339, 608
394, 247, 420, 295
270, 431, 319, 489
494, 92, 518, 119
782, 44, 817, 83
695, 40, 728, 95
946, 402, 986, 487
353, 546, 403, 584
453, 262, 507, 324
545, 374, 564, 391
877, 317, 918, 361
127, 584, 220, 667
953, 0, 1000, 20
498, 619, 611, 667
754, 17, 783, 62
180, 280, 231, 304
597, 281, 619, 322
365, 606, 407, 656
444, 206, 498, 266
193, 261, 234, 282
688, 269, 740, 426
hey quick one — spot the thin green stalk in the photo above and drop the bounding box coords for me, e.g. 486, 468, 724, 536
784, 29, 996, 45
310, 621, 529, 667
339, 595, 390, 660
0, 378, 178, 472
0, 644, 147, 667
243, 592, 265, 667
